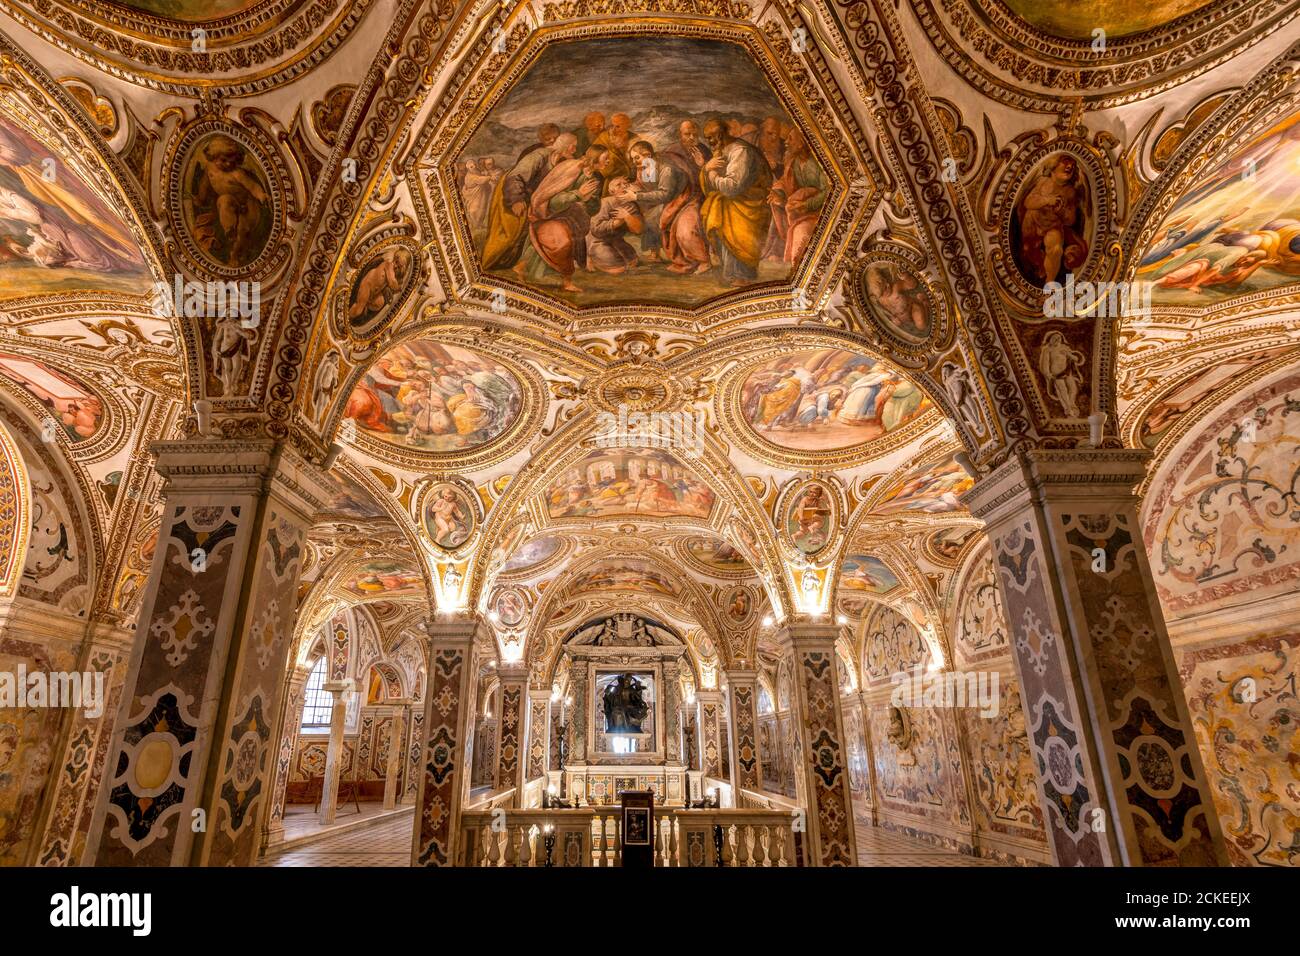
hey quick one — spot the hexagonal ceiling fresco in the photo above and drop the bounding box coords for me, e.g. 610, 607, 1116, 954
455, 35, 825, 308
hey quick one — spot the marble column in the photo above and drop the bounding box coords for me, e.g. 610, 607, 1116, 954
783, 619, 857, 866
85, 440, 331, 867
855, 690, 881, 826
725, 670, 762, 795
962, 449, 1228, 866
383, 700, 409, 810
261, 663, 311, 852
526, 689, 551, 785
493, 666, 528, 805
318, 680, 352, 825
411, 615, 479, 866
697, 689, 725, 781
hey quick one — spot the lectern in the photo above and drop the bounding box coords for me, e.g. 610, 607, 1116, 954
620, 790, 655, 867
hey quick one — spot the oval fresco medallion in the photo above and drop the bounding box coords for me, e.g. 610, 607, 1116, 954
739, 349, 929, 453
346, 243, 418, 339
421, 481, 476, 552
785, 480, 835, 556
1008, 151, 1094, 289
860, 258, 936, 346
724, 585, 754, 624
494, 587, 527, 627
177, 129, 277, 272
344, 340, 524, 455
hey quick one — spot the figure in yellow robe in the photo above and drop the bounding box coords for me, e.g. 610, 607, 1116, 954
699, 120, 772, 284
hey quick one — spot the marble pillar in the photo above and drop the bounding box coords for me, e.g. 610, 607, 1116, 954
85, 440, 330, 867
319, 680, 352, 825
784, 619, 857, 866
411, 616, 479, 866
962, 449, 1228, 866
493, 666, 528, 805
383, 700, 409, 810
725, 670, 762, 795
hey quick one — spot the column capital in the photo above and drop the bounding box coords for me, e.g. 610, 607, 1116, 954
782, 617, 839, 649
723, 668, 758, 685
962, 447, 1152, 525
323, 679, 354, 697
422, 613, 481, 648
148, 438, 337, 520
696, 688, 723, 704
496, 665, 529, 683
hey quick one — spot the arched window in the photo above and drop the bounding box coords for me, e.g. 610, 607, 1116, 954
300, 658, 332, 731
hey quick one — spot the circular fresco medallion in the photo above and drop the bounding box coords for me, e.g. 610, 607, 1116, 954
738, 348, 930, 454
344, 339, 525, 456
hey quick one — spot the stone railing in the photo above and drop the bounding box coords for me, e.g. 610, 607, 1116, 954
458, 806, 800, 866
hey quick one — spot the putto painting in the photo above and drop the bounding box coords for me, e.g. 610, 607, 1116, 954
345, 340, 522, 453
862, 261, 933, 344
347, 246, 415, 335
458, 36, 825, 307
0, 353, 104, 440
875, 458, 974, 515
421, 482, 474, 550
546, 448, 714, 519
182, 132, 274, 269
1138, 110, 1300, 306
741, 349, 928, 451
1010, 153, 1092, 287
1002, 0, 1217, 39
840, 554, 900, 594
494, 588, 526, 627
0, 117, 150, 295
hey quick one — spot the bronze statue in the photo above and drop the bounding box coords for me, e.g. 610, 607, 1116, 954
603, 673, 649, 734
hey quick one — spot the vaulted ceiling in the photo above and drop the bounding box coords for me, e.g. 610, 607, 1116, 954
0, 0, 1297, 686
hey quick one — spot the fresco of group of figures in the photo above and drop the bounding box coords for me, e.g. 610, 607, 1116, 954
457, 36, 827, 307
741, 349, 929, 452
344, 340, 523, 454
545, 448, 714, 520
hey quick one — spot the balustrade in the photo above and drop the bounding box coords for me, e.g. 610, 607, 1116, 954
456, 806, 798, 866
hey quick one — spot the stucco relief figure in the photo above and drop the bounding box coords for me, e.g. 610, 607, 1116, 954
941, 362, 981, 430
210, 315, 256, 395
1012, 154, 1090, 286
1037, 331, 1085, 418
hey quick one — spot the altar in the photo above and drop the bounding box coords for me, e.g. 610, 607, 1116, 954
552, 613, 694, 807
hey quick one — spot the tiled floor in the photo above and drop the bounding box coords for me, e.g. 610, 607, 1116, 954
854, 823, 998, 867
262, 808, 997, 867
261, 809, 416, 867
278, 802, 401, 844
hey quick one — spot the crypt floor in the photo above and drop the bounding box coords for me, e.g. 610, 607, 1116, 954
260, 808, 995, 867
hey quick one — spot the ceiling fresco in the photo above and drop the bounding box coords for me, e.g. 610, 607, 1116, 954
0, 0, 1298, 874
0, 115, 149, 297
1000, 0, 1219, 38
1138, 109, 1300, 306
457, 35, 821, 308
739, 349, 929, 452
